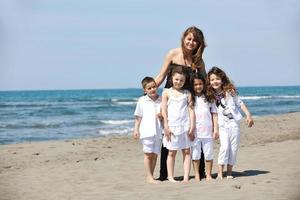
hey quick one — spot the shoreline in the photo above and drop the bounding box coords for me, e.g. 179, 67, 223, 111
0, 112, 300, 200
1, 111, 300, 146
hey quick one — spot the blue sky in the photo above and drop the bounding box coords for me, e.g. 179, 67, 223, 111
0, 0, 299, 90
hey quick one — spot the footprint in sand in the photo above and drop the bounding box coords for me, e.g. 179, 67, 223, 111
233, 184, 241, 189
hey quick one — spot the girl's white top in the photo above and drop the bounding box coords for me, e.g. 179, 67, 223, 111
216, 92, 243, 127
194, 95, 217, 138
134, 95, 162, 139
167, 88, 190, 135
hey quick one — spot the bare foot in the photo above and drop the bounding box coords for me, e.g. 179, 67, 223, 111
181, 179, 189, 183
194, 176, 200, 182
226, 175, 234, 180
168, 177, 179, 183
147, 178, 160, 184
206, 176, 213, 181
216, 174, 224, 180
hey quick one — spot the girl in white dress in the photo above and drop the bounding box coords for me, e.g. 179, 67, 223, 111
161, 66, 195, 183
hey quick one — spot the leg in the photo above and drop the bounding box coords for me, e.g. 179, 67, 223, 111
151, 153, 158, 175
202, 138, 214, 180
159, 145, 168, 181
144, 153, 158, 183
191, 138, 201, 182
218, 127, 230, 171
227, 164, 233, 178
182, 148, 191, 183
192, 160, 200, 182
199, 151, 206, 179
227, 125, 240, 177
167, 150, 178, 182
205, 160, 213, 180
218, 164, 224, 180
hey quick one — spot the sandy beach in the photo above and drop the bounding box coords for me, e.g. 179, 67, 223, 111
0, 112, 300, 200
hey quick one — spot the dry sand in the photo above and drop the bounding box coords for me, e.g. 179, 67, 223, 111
0, 112, 300, 200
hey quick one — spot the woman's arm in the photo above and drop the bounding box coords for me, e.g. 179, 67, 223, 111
154, 49, 177, 87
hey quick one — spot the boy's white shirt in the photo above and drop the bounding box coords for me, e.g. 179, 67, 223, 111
134, 95, 162, 139
194, 95, 217, 138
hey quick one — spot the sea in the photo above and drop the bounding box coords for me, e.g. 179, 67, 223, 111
0, 86, 299, 145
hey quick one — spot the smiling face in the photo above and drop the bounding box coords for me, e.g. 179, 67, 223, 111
209, 73, 223, 92
183, 32, 198, 52
143, 81, 157, 99
172, 73, 186, 90
193, 78, 204, 96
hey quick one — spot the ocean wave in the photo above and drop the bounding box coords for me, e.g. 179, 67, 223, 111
111, 98, 138, 106
0, 101, 88, 108
0, 122, 63, 129
111, 98, 138, 102
240, 96, 271, 100
0, 102, 53, 108
240, 95, 300, 100
100, 120, 133, 125
277, 95, 300, 98
98, 128, 133, 136
113, 101, 137, 105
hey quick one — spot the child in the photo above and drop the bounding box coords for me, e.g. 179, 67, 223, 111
207, 66, 254, 180
191, 72, 219, 181
161, 66, 195, 183
133, 76, 162, 184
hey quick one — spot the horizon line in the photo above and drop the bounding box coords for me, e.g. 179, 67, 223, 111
0, 85, 300, 92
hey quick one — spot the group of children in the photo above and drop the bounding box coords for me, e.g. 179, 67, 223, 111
133, 66, 254, 184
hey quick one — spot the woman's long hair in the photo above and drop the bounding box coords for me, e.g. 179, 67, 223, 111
181, 26, 206, 72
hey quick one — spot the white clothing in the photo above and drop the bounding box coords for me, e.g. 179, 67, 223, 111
194, 95, 217, 138
216, 93, 243, 166
217, 121, 240, 165
163, 88, 191, 150
163, 131, 191, 150
167, 88, 190, 135
226, 94, 243, 121
134, 95, 162, 139
216, 93, 243, 127
141, 134, 162, 154
191, 138, 214, 160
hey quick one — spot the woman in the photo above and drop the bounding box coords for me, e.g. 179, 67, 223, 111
155, 26, 207, 181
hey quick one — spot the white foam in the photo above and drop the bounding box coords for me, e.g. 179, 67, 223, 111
100, 120, 133, 125
98, 128, 133, 136
240, 96, 271, 100
278, 95, 300, 98
114, 101, 137, 105
240, 95, 300, 100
